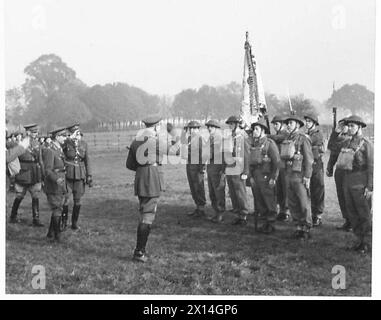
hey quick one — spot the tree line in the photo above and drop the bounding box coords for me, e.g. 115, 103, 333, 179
5, 54, 374, 132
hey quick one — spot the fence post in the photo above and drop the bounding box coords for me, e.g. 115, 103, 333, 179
93, 134, 96, 147
117, 134, 120, 152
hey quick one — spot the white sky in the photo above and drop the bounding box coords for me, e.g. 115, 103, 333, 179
4, 0, 375, 101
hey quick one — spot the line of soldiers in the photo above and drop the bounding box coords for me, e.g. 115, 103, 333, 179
6, 123, 92, 242
126, 113, 373, 263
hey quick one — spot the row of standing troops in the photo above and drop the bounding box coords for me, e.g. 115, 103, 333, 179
8, 123, 92, 242
127, 113, 373, 263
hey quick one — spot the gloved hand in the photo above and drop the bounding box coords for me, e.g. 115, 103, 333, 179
86, 175, 93, 187
57, 177, 65, 186
269, 178, 276, 187
326, 169, 333, 177
364, 188, 373, 201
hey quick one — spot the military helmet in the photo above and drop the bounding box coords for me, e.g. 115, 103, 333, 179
225, 115, 241, 124
271, 115, 285, 124
186, 120, 201, 128
205, 119, 221, 128
338, 117, 348, 124
251, 118, 270, 134
284, 114, 304, 128
304, 113, 319, 125
344, 115, 366, 128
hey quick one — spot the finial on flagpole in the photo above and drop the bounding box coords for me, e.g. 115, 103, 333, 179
246, 31, 249, 41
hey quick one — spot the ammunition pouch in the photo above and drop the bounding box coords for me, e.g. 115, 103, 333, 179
336, 149, 355, 171
280, 140, 296, 160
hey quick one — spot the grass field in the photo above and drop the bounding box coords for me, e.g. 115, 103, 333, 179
5, 149, 372, 296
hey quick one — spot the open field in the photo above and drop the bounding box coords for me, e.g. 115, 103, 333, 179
6, 148, 371, 295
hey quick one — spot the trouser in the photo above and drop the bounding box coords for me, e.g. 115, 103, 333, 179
47, 194, 65, 218
186, 164, 206, 210
286, 170, 311, 228
226, 174, 249, 219
135, 196, 160, 254
343, 171, 372, 245
14, 182, 42, 200
251, 169, 277, 223
64, 179, 85, 206
310, 160, 325, 218
334, 168, 348, 221
276, 167, 288, 213
207, 164, 225, 213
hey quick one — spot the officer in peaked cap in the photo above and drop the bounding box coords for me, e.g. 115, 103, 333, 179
248, 118, 280, 233
268, 114, 290, 221
180, 120, 207, 218
10, 123, 44, 227
339, 115, 373, 253
224, 115, 250, 225
326, 117, 352, 231
205, 119, 225, 223
304, 113, 325, 227
44, 126, 68, 242
126, 114, 181, 263
61, 123, 92, 231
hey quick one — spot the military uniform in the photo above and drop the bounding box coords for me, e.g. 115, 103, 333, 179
126, 115, 171, 262
181, 121, 207, 217
282, 115, 314, 238
10, 124, 44, 226
326, 119, 351, 230
248, 119, 280, 233
225, 116, 250, 225
304, 114, 325, 226
62, 124, 92, 230
205, 120, 226, 223
268, 115, 289, 220
339, 116, 373, 253
43, 127, 68, 242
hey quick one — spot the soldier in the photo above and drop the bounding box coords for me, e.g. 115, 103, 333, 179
224, 115, 250, 225
126, 115, 171, 262
304, 113, 325, 227
326, 117, 352, 231
62, 123, 92, 231
9, 124, 44, 226
43, 127, 68, 242
180, 121, 207, 217
282, 115, 314, 239
205, 119, 226, 223
248, 119, 280, 233
268, 115, 290, 221
338, 115, 373, 253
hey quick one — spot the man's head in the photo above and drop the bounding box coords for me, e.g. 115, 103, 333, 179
344, 115, 366, 136
50, 127, 68, 144
271, 115, 284, 132
24, 124, 39, 139
142, 115, 162, 132
284, 114, 304, 133
205, 119, 220, 136
186, 120, 201, 135
304, 114, 319, 130
225, 115, 241, 132
67, 123, 82, 140
251, 118, 269, 138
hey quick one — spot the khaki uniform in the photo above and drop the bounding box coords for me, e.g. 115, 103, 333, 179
307, 128, 325, 221
340, 134, 373, 246
248, 135, 280, 223
282, 131, 314, 229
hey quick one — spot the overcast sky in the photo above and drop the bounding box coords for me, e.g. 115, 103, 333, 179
4, 0, 375, 101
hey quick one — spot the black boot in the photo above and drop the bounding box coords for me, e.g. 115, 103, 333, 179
46, 217, 54, 239
133, 223, 151, 262
10, 197, 23, 223
32, 198, 44, 227
52, 216, 62, 242
61, 205, 69, 231
71, 205, 81, 230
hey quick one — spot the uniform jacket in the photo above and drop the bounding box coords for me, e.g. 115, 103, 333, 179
224, 130, 250, 176
15, 138, 43, 185
248, 135, 280, 181
286, 130, 314, 179
6, 144, 26, 164
326, 131, 350, 174
63, 138, 91, 181
43, 141, 66, 195
126, 129, 169, 197
307, 127, 325, 161
340, 134, 373, 191
268, 129, 289, 151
